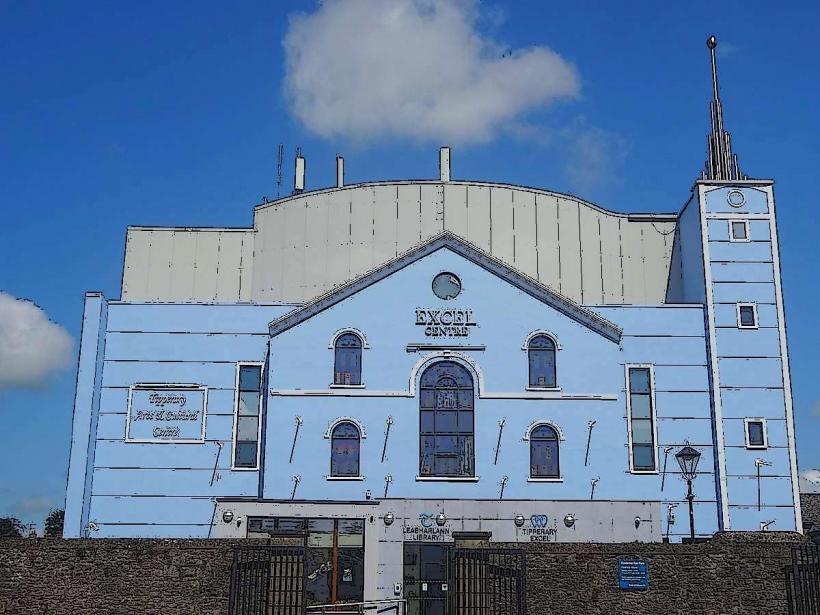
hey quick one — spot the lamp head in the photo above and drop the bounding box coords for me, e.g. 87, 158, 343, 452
675, 445, 702, 480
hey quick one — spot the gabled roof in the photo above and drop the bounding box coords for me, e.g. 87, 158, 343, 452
268, 231, 623, 343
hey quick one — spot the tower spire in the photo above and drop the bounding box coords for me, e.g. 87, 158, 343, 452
702, 35, 747, 181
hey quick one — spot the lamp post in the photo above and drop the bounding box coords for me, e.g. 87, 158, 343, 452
675, 445, 702, 542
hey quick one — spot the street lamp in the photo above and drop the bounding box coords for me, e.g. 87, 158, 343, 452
675, 445, 702, 541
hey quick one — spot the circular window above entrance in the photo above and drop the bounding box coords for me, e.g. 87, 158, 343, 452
432, 272, 462, 300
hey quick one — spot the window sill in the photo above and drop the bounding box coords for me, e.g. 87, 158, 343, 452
737, 325, 759, 330
629, 469, 659, 475
527, 477, 563, 483
526, 386, 561, 392
326, 476, 365, 481
230, 467, 260, 472
745, 445, 768, 450
415, 476, 479, 482
329, 384, 366, 389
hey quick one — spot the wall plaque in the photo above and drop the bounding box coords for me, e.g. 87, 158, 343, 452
125, 385, 207, 443
618, 557, 649, 590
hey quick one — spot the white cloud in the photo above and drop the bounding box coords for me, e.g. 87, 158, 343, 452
802, 470, 820, 482
561, 120, 629, 197
716, 41, 738, 59
0, 292, 73, 389
16, 496, 56, 516
800, 470, 820, 494
283, 0, 580, 144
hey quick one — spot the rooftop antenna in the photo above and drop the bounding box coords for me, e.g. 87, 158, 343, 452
276, 143, 284, 198
702, 35, 747, 181
294, 146, 305, 195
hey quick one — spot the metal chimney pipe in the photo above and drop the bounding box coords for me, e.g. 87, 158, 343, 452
336, 155, 344, 188
439, 146, 451, 182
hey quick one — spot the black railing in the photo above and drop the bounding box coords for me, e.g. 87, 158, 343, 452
449, 548, 526, 615
229, 545, 306, 615
786, 544, 820, 615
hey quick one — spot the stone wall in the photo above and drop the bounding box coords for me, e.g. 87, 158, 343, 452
0, 538, 268, 615
517, 532, 806, 615
801, 493, 820, 532
0, 533, 810, 614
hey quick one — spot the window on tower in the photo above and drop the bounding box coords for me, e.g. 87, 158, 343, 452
737, 303, 758, 329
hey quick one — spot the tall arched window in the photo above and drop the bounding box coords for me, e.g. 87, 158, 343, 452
530, 424, 560, 478
331, 421, 361, 477
528, 335, 556, 388
334, 333, 362, 385
419, 361, 475, 477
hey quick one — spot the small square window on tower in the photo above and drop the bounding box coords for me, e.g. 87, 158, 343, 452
729, 220, 750, 242
737, 303, 758, 329
744, 418, 767, 449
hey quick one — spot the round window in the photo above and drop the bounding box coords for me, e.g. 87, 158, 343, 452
727, 190, 746, 208
432, 272, 462, 300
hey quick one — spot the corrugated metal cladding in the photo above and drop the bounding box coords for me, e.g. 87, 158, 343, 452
121, 228, 254, 302
122, 182, 678, 305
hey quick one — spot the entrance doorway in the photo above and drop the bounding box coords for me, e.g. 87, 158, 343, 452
403, 543, 450, 615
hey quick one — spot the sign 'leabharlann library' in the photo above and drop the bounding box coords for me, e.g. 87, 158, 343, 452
64, 38, 803, 606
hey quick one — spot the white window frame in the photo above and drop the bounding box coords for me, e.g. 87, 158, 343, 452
625, 364, 659, 474
736, 303, 759, 330
329, 329, 367, 389
231, 362, 265, 471
326, 419, 364, 480
744, 417, 768, 450
524, 422, 564, 481
523, 330, 561, 392
728, 219, 751, 243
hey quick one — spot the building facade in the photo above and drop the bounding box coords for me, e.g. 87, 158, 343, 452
64, 39, 802, 606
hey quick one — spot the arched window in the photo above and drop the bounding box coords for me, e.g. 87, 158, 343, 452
419, 361, 474, 477
530, 424, 560, 478
528, 335, 556, 388
331, 421, 361, 477
334, 333, 362, 385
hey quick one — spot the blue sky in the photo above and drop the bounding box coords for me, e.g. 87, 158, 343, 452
1, 0, 818, 527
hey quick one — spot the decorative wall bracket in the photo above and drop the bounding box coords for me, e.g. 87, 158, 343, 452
289, 416, 303, 463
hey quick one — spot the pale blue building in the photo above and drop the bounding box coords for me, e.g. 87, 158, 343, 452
63, 38, 802, 606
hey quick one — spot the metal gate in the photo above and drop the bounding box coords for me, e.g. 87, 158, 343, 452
449, 548, 526, 615
404, 545, 526, 615
786, 544, 820, 615
229, 545, 306, 615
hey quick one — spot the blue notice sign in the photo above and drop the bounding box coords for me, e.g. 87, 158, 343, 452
618, 557, 649, 590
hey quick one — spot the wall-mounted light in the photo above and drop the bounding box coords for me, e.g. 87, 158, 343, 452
563, 514, 576, 528
514, 514, 525, 528
435, 512, 447, 526
634, 516, 642, 529
222, 510, 234, 524
384, 512, 395, 526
